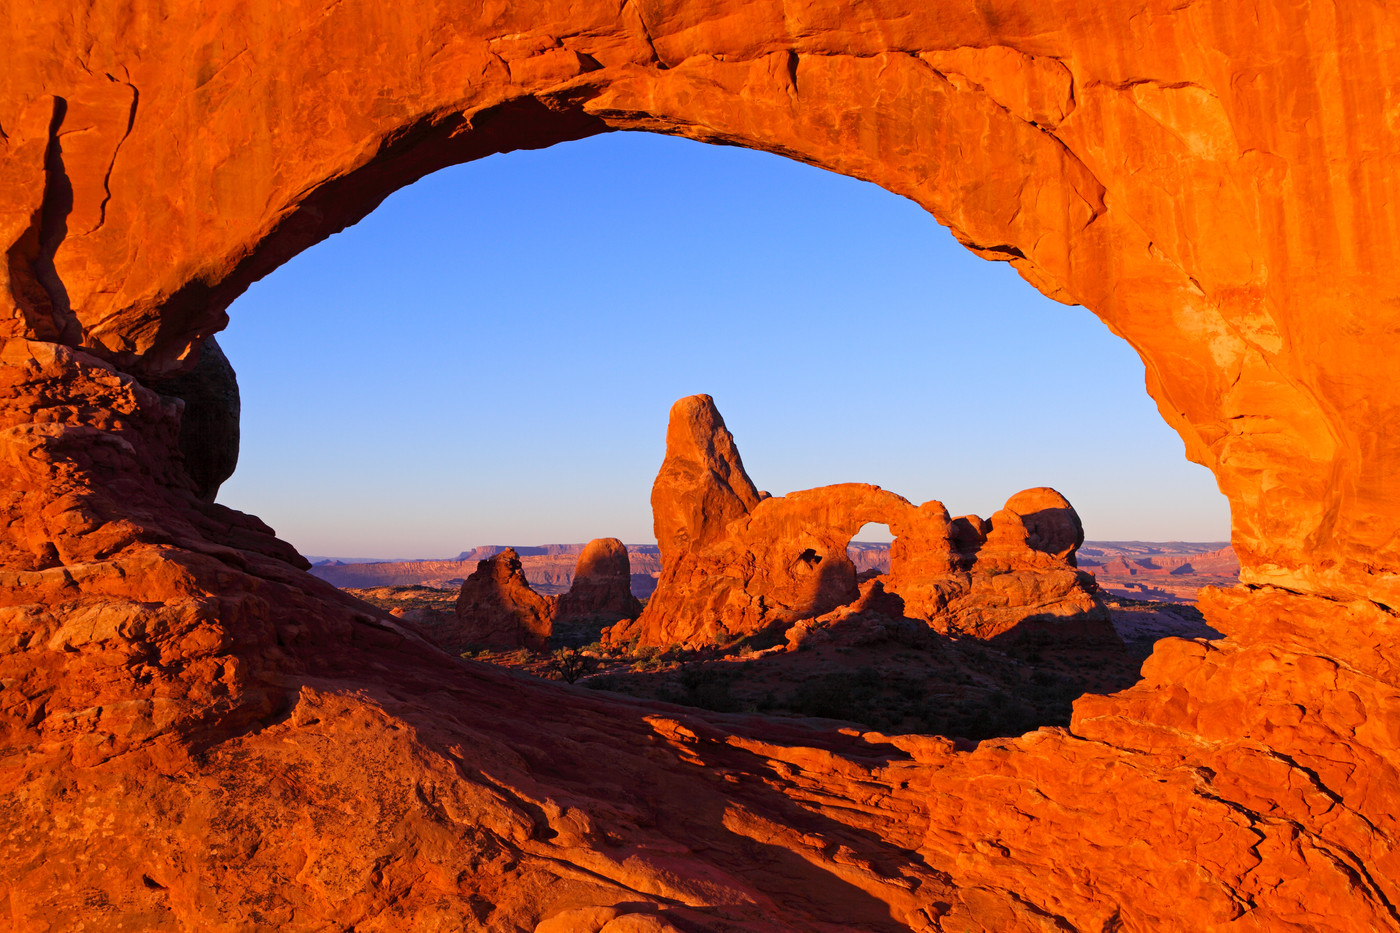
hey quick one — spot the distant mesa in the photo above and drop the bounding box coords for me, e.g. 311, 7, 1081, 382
449, 538, 644, 651
310, 544, 662, 594
1075, 543, 1239, 603
455, 543, 587, 560
605, 395, 1114, 650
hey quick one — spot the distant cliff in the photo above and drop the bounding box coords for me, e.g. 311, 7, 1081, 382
847, 540, 1237, 603
311, 540, 1235, 604
311, 545, 663, 597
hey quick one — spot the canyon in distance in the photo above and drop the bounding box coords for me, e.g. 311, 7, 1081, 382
311, 539, 1238, 604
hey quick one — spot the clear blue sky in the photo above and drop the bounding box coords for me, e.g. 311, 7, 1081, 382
216, 131, 1230, 559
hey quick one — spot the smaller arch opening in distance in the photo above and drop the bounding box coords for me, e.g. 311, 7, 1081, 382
847, 522, 892, 580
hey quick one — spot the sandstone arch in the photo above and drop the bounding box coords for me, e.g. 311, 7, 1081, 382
616, 396, 1110, 648
3, 2, 1399, 930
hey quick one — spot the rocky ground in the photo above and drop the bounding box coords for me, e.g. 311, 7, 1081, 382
1104, 593, 1223, 660
348, 585, 1219, 741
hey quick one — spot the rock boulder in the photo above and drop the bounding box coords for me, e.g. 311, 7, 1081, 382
554, 537, 643, 626
650, 394, 766, 566
452, 548, 555, 650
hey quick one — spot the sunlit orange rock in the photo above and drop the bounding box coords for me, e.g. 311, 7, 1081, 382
452, 547, 554, 650
554, 537, 643, 626
888, 487, 1109, 642
1, 2, 1399, 930
612, 397, 1108, 648
649, 395, 766, 567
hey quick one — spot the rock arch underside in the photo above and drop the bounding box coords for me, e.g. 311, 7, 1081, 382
2, 1, 1398, 930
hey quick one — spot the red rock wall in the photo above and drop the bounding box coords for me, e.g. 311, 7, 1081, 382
2, 2, 1399, 930
3, 1, 1398, 603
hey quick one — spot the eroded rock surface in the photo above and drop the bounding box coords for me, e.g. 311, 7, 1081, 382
554, 537, 643, 626
889, 487, 1107, 643
650, 395, 767, 566
1, 3, 1399, 931
452, 548, 555, 650
611, 397, 1109, 649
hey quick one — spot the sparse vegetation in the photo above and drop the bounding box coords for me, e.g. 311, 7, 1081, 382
546, 647, 599, 684
673, 665, 738, 712
443, 595, 1177, 743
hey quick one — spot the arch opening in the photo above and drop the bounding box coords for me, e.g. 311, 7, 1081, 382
848, 522, 893, 583
6, 9, 1395, 930
217, 132, 1229, 561
209, 133, 1230, 742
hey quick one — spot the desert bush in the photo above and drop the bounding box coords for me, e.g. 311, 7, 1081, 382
676, 665, 738, 713
547, 647, 599, 684
787, 668, 883, 723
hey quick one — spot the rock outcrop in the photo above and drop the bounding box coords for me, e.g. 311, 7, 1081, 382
3, 4, 1400, 931
554, 537, 643, 625
650, 395, 767, 566
889, 487, 1106, 642
148, 336, 240, 502
609, 397, 1109, 648
451, 548, 555, 650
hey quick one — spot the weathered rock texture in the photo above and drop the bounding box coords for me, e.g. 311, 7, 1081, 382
2, 3, 1399, 931
611, 397, 1108, 647
452, 548, 555, 649
554, 537, 643, 625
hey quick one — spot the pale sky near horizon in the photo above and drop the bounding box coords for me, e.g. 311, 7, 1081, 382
216, 131, 1231, 560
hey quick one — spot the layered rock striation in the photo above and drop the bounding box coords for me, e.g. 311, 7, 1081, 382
2, 4, 1399, 930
